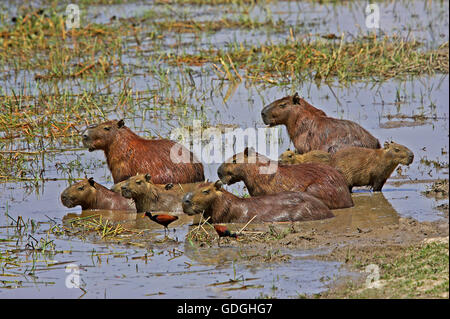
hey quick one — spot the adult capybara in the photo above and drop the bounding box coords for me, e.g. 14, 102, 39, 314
82, 119, 204, 184
60, 178, 136, 211
119, 173, 201, 213
261, 93, 381, 154
330, 141, 414, 191
182, 181, 334, 223
279, 149, 331, 165
217, 148, 353, 209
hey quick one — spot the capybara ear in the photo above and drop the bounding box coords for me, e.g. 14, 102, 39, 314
244, 147, 255, 157
145, 174, 152, 182
117, 119, 125, 128
88, 177, 95, 188
293, 92, 301, 105
214, 180, 223, 190
165, 183, 174, 190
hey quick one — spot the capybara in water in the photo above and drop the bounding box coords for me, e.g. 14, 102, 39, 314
119, 173, 201, 213
82, 119, 204, 184
182, 181, 334, 223
261, 93, 381, 154
217, 148, 353, 209
330, 141, 414, 191
60, 178, 136, 211
279, 149, 331, 165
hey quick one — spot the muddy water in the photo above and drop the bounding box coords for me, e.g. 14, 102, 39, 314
0, 0, 448, 298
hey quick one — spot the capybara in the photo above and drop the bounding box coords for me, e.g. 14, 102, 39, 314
261, 93, 381, 154
82, 119, 204, 184
60, 178, 136, 211
217, 148, 353, 209
119, 173, 201, 213
330, 141, 414, 191
279, 149, 331, 165
182, 181, 334, 223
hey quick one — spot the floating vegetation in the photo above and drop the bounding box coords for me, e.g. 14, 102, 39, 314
64, 214, 137, 239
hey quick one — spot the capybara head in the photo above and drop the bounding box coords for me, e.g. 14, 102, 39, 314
61, 178, 97, 208
383, 141, 414, 165
261, 93, 302, 126
217, 147, 271, 185
279, 149, 297, 164
82, 119, 125, 152
120, 173, 158, 200
182, 181, 223, 216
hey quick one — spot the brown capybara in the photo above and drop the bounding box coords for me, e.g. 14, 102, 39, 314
279, 149, 331, 165
217, 148, 353, 209
182, 181, 334, 223
261, 93, 381, 154
82, 119, 204, 184
60, 178, 136, 211
119, 173, 201, 213
330, 141, 414, 191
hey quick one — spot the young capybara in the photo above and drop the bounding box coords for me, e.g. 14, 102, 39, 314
182, 181, 334, 223
119, 173, 201, 213
330, 141, 414, 191
217, 148, 353, 209
82, 119, 204, 184
60, 178, 136, 211
261, 93, 381, 154
279, 149, 331, 165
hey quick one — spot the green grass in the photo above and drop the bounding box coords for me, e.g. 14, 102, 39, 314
324, 242, 449, 298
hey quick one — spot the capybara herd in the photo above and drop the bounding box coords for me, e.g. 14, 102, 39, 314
61, 94, 414, 227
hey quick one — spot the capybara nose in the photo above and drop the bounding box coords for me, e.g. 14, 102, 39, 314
182, 193, 193, 205
261, 107, 267, 119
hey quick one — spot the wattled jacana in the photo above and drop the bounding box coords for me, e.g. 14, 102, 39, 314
143, 212, 178, 236
214, 224, 237, 247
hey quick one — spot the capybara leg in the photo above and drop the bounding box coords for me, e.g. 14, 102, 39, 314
372, 180, 385, 192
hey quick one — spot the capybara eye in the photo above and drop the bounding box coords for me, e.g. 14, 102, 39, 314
136, 180, 142, 185
280, 103, 287, 108
288, 154, 293, 158
78, 186, 84, 191
104, 127, 111, 131
394, 148, 400, 152
202, 190, 210, 195
232, 159, 236, 164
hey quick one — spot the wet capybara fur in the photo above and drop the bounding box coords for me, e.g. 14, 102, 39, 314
261, 93, 381, 154
82, 119, 205, 184
119, 173, 201, 213
182, 181, 334, 223
330, 141, 414, 191
279, 149, 331, 165
217, 148, 353, 209
60, 178, 136, 211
